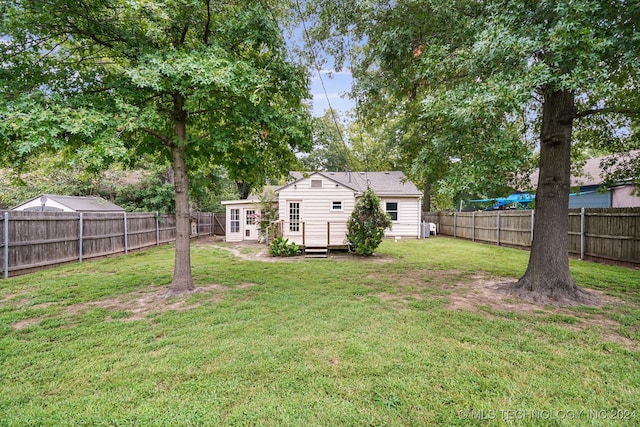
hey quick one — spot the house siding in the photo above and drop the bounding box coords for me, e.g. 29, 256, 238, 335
380, 197, 421, 238
612, 185, 640, 208
223, 202, 260, 243
278, 176, 356, 246
569, 186, 611, 209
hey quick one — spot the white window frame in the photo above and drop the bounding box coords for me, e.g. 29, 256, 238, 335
385, 201, 398, 222
245, 209, 256, 225
289, 202, 301, 232
331, 201, 343, 211
230, 209, 240, 233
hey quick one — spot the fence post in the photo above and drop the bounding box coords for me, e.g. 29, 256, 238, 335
3, 212, 8, 279
210, 212, 213, 236
327, 222, 330, 246
497, 211, 501, 246
472, 211, 475, 242
530, 210, 535, 244
156, 212, 160, 245
453, 212, 457, 238
79, 213, 84, 263
124, 211, 128, 254
197, 211, 200, 236
580, 208, 585, 260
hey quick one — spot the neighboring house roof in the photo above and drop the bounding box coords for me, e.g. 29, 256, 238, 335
285, 171, 423, 197
13, 194, 125, 212
531, 151, 639, 188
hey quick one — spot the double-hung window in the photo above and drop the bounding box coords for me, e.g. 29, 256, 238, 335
230, 209, 240, 233
385, 202, 398, 221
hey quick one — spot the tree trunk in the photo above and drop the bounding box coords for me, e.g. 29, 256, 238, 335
422, 181, 431, 214
168, 94, 195, 295
236, 180, 252, 199
510, 90, 594, 305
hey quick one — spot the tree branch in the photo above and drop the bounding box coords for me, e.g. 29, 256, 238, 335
575, 107, 640, 119
144, 128, 175, 148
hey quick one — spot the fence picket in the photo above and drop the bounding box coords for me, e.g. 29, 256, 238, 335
423, 208, 640, 266
0, 210, 225, 278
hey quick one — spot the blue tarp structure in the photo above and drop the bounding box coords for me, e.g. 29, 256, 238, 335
467, 193, 535, 210
465, 190, 600, 211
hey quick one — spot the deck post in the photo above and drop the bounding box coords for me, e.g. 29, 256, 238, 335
327, 222, 330, 246
302, 222, 305, 246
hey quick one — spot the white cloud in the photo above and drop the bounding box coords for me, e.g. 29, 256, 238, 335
310, 68, 354, 117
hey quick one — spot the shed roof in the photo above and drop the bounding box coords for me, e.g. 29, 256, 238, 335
14, 194, 125, 212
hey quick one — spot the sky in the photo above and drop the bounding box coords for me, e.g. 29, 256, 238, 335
310, 68, 355, 119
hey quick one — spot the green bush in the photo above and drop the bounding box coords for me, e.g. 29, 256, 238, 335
345, 187, 392, 256
270, 237, 300, 257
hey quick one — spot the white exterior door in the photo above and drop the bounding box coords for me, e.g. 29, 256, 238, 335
244, 209, 258, 240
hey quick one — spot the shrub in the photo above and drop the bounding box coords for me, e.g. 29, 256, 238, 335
345, 187, 392, 256
256, 188, 279, 242
270, 237, 300, 257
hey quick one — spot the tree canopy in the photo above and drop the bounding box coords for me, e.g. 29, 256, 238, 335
302, 0, 640, 304
1, 0, 313, 293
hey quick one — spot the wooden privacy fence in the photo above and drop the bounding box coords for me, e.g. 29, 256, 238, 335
1, 210, 225, 278
423, 208, 640, 266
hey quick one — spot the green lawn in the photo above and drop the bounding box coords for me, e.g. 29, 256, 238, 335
1, 238, 639, 426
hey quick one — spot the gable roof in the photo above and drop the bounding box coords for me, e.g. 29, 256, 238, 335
14, 194, 125, 212
285, 171, 422, 197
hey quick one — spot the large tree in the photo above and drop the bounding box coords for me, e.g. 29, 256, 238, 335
299, 109, 353, 171
0, 0, 312, 294
304, 0, 640, 304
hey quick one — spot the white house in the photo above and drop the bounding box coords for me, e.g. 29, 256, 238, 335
222, 171, 423, 247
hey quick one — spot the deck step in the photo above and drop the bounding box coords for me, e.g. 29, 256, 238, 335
304, 246, 328, 258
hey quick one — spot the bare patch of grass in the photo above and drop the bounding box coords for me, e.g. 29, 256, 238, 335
12, 316, 45, 330
444, 276, 635, 350
62, 283, 229, 322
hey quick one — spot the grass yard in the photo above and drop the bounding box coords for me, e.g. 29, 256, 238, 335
1, 237, 639, 426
